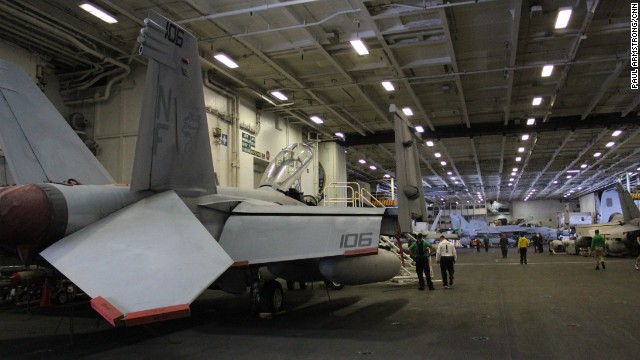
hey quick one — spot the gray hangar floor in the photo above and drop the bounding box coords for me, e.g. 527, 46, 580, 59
1, 247, 639, 360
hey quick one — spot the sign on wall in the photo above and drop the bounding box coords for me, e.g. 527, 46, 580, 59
241, 131, 265, 159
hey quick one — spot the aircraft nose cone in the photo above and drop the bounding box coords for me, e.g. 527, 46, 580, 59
0, 184, 53, 248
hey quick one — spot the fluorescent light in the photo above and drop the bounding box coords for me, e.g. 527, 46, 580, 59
79, 2, 118, 24
434, 152, 441, 158
527, 118, 535, 125
508, 183, 512, 186
310, 116, 324, 124
522, 134, 530, 140
593, 152, 602, 157
383, 174, 391, 178
415, 125, 424, 133
426, 140, 434, 147
515, 157, 522, 162
541, 65, 554, 77
512, 168, 518, 172
567, 170, 580, 173
450, 177, 456, 180
214, 53, 239, 68
518, 147, 525, 153
555, 7, 572, 29
358, 159, 366, 164
335, 132, 345, 138
402, 107, 414, 116
381, 81, 395, 91
612, 130, 622, 137
580, 164, 587, 168
566, 175, 572, 179
270, 90, 288, 101
440, 161, 447, 166
447, 171, 452, 175
606, 141, 615, 147
509, 178, 514, 181
511, 172, 516, 176
350, 39, 369, 55
369, 165, 377, 170
553, 180, 558, 184
532, 97, 542, 106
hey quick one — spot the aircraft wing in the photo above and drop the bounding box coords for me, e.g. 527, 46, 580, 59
0, 60, 114, 185
575, 222, 640, 237
217, 202, 395, 264
41, 191, 233, 327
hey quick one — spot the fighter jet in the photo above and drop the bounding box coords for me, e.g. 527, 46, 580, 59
574, 182, 640, 255
0, 11, 402, 327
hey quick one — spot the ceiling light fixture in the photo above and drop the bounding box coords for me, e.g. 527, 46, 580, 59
580, 164, 587, 168
381, 81, 395, 91
612, 130, 622, 137
79, 2, 118, 24
369, 165, 377, 170
518, 147, 525, 153
509, 178, 514, 182
541, 65, 554, 77
440, 161, 447, 166
214, 53, 239, 68
532, 97, 542, 106
567, 170, 580, 173
402, 107, 414, 116
269, 90, 288, 101
522, 134, 530, 141
310, 116, 324, 124
606, 141, 615, 147
350, 39, 369, 55
527, 118, 535, 125
426, 140, 434, 147
555, 7, 572, 29
358, 159, 366, 164
511, 172, 516, 176
447, 171, 452, 175
335, 132, 345, 139
383, 174, 391, 178
415, 125, 424, 133
515, 157, 522, 162
512, 168, 518, 172
434, 152, 441, 158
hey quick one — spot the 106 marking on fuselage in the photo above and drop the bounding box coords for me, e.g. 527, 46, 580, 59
339, 232, 373, 248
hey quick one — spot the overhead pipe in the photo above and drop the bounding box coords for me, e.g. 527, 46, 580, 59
177, 0, 320, 24
0, 3, 130, 104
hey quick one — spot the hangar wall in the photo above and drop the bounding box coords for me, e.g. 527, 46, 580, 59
511, 200, 564, 228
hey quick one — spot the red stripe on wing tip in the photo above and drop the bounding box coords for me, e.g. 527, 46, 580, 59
344, 248, 378, 256
91, 296, 124, 327
124, 304, 191, 327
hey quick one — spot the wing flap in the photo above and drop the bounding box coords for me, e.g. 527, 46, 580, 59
41, 191, 233, 326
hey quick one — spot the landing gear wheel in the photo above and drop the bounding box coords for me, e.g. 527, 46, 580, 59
56, 291, 69, 304
258, 280, 284, 313
324, 280, 344, 290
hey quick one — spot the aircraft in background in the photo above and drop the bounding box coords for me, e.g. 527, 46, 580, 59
574, 182, 640, 255
0, 11, 402, 327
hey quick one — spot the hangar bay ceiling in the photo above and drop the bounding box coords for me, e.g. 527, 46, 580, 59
0, 0, 636, 204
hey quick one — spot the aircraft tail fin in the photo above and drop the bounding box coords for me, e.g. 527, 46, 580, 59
617, 182, 640, 222
132, 11, 216, 196
391, 104, 428, 233
0, 60, 114, 185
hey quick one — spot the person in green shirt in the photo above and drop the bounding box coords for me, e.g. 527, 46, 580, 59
409, 233, 435, 291
591, 229, 606, 270
483, 234, 490, 252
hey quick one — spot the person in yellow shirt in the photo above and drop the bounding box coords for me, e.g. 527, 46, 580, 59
517, 233, 529, 265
